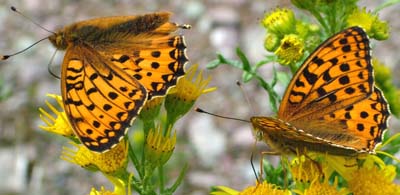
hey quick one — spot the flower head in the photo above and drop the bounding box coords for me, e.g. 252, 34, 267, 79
296, 176, 350, 195
145, 125, 176, 168
88, 186, 118, 195
347, 7, 389, 40
289, 155, 323, 184
39, 94, 74, 137
139, 96, 163, 122
165, 64, 216, 124
274, 34, 305, 65
346, 155, 400, 194
264, 33, 280, 52
62, 139, 128, 174
239, 181, 291, 195
262, 8, 296, 35
211, 181, 291, 195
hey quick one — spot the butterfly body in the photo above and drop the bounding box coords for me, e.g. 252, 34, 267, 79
252, 27, 390, 156
48, 12, 188, 152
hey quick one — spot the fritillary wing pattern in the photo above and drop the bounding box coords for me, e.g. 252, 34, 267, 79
48, 12, 189, 152
61, 44, 147, 152
251, 27, 390, 155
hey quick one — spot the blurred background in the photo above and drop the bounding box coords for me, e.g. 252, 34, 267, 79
0, 0, 399, 194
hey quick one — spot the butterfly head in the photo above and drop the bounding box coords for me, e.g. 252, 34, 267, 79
250, 116, 273, 142
48, 30, 68, 50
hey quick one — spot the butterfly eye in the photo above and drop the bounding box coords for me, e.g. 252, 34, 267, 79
251, 128, 264, 141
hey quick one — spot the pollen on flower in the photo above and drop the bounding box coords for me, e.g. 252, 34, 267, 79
39, 94, 74, 137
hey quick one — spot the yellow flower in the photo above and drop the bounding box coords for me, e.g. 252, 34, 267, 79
62, 139, 128, 174
346, 156, 400, 195
88, 186, 118, 195
239, 181, 291, 195
211, 186, 240, 195
295, 177, 350, 195
145, 125, 176, 168
274, 34, 305, 65
262, 8, 296, 35
289, 154, 323, 184
211, 182, 291, 195
165, 64, 216, 124
87, 176, 126, 195
39, 94, 74, 137
347, 7, 389, 40
264, 32, 280, 52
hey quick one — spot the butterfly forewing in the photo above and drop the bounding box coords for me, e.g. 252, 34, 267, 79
279, 27, 373, 123
108, 35, 187, 99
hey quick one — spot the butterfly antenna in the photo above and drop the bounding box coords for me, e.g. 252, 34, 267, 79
1, 36, 49, 60
195, 107, 250, 123
10, 6, 55, 35
47, 49, 60, 79
236, 81, 256, 113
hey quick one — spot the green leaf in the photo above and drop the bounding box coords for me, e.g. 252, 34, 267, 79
206, 59, 222, 69
242, 72, 254, 82
217, 53, 243, 69
236, 47, 251, 71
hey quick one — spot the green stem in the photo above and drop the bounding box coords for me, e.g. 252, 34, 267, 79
166, 163, 189, 194
128, 140, 143, 179
159, 165, 165, 193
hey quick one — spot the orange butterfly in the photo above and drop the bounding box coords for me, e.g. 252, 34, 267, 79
251, 27, 390, 156
3, 12, 189, 152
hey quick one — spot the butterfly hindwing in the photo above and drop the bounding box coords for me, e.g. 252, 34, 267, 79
61, 43, 147, 152
309, 87, 390, 152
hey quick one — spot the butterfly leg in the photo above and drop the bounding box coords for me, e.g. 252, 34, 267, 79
258, 151, 282, 183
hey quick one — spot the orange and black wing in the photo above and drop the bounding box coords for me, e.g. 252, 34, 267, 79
61, 43, 147, 153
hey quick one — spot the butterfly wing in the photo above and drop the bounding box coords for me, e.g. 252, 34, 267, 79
106, 34, 187, 99
276, 27, 389, 153
278, 27, 373, 122
54, 12, 187, 100
61, 43, 147, 152
307, 87, 390, 152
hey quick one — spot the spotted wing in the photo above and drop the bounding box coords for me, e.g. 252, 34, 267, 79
306, 87, 390, 152
107, 34, 187, 99
279, 27, 373, 123
66, 12, 188, 100
61, 43, 147, 153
